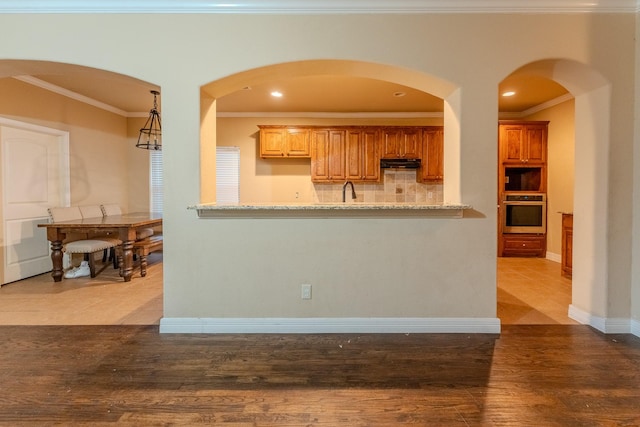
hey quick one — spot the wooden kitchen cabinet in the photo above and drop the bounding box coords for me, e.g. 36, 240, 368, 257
501, 234, 546, 257
260, 124, 445, 184
258, 126, 311, 158
345, 128, 380, 182
499, 121, 548, 165
419, 127, 443, 183
381, 127, 422, 159
311, 129, 346, 182
561, 213, 573, 278
497, 121, 549, 257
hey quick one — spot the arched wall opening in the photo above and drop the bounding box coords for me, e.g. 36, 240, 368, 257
199, 59, 463, 205
498, 59, 611, 327
0, 59, 163, 323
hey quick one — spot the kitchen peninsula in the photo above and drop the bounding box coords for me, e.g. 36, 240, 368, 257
189, 202, 472, 218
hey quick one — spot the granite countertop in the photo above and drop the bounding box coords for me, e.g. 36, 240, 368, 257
189, 202, 471, 210
188, 202, 473, 218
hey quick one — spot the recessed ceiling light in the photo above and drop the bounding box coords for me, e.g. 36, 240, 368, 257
502, 91, 516, 97
393, 91, 406, 97
270, 91, 283, 98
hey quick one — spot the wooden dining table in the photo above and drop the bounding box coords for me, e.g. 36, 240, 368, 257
38, 212, 163, 282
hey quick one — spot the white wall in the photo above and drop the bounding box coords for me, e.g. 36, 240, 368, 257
0, 12, 636, 332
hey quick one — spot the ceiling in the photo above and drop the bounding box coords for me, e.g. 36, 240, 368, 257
0, 60, 570, 116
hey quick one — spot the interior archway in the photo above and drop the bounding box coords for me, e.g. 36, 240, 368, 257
497, 59, 611, 328
0, 59, 163, 325
199, 59, 463, 204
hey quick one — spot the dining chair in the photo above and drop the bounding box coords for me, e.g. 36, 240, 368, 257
79, 205, 119, 267
47, 207, 122, 278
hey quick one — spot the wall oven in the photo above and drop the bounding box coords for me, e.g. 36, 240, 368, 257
502, 193, 546, 234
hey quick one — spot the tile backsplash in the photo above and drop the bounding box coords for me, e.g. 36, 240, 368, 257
313, 170, 443, 204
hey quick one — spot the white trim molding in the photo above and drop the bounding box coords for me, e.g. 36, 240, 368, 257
216, 111, 442, 119
159, 317, 502, 334
631, 319, 640, 337
569, 305, 633, 334
545, 251, 561, 263
12, 76, 136, 117
0, 0, 636, 14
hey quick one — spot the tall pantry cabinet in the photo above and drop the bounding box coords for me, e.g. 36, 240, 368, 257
498, 121, 549, 257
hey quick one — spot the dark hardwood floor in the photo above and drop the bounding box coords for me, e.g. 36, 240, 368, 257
0, 325, 639, 425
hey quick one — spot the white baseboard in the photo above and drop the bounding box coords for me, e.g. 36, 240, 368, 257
545, 251, 561, 263
159, 317, 501, 334
631, 319, 640, 337
568, 305, 632, 334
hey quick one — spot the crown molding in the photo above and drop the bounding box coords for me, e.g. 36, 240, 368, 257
499, 93, 575, 119
12, 75, 146, 117
14, 75, 573, 119
216, 111, 443, 119
0, 0, 636, 13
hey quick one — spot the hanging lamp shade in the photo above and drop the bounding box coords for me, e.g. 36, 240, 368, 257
137, 90, 162, 150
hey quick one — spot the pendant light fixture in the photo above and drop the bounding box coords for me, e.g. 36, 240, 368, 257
137, 90, 162, 150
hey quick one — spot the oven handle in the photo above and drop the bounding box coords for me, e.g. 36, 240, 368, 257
502, 201, 547, 205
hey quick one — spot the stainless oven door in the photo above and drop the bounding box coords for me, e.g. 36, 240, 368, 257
503, 201, 546, 233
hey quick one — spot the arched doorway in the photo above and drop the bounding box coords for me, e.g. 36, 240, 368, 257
496, 59, 611, 329
0, 59, 163, 325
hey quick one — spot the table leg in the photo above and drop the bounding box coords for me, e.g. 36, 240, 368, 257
50, 240, 64, 282
120, 239, 134, 282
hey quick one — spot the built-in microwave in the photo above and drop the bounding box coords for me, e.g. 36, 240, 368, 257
502, 193, 546, 234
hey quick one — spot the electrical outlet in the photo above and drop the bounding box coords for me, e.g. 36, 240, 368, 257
301, 284, 312, 300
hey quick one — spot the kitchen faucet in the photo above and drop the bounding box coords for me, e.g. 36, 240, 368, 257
342, 181, 357, 202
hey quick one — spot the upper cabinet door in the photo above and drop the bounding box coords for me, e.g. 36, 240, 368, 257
419, 128, 443, 183
381, 128, 422, 159
401, 128, 422, 159
501, 125, 525, 163
524, 125, 547, 163
311, 129, 345, 182
259, 127, 286, 157
346, 129, 380, 182
285, 128, 311, 157
258, 126, 311, 158
500, 122, 547, 164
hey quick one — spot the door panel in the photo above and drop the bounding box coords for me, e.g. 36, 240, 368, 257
1, 122, 69, 284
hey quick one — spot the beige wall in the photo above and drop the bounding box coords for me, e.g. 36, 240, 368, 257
126, 117, 153, 213
0, 78, 131, 209
0, 12, 636, 330
633, 13, 640, 325
525, 100, 575, 258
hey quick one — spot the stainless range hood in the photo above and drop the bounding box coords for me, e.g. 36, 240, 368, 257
380, 158, 421, 169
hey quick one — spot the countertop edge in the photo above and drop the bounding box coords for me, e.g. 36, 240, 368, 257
187, 203, 473, 219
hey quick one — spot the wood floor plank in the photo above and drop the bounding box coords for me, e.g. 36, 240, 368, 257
0, 325, 638, 425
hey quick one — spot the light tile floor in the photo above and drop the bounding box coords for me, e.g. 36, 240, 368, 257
497, 256, 577, 325
0, 254, 574, 326
0, 253, 163, 325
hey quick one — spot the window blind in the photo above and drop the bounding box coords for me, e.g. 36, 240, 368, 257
216, 146, 240, 204
150, 150, 163, 213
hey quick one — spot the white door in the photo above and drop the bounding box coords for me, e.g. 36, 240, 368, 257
1, 119, 70, 284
